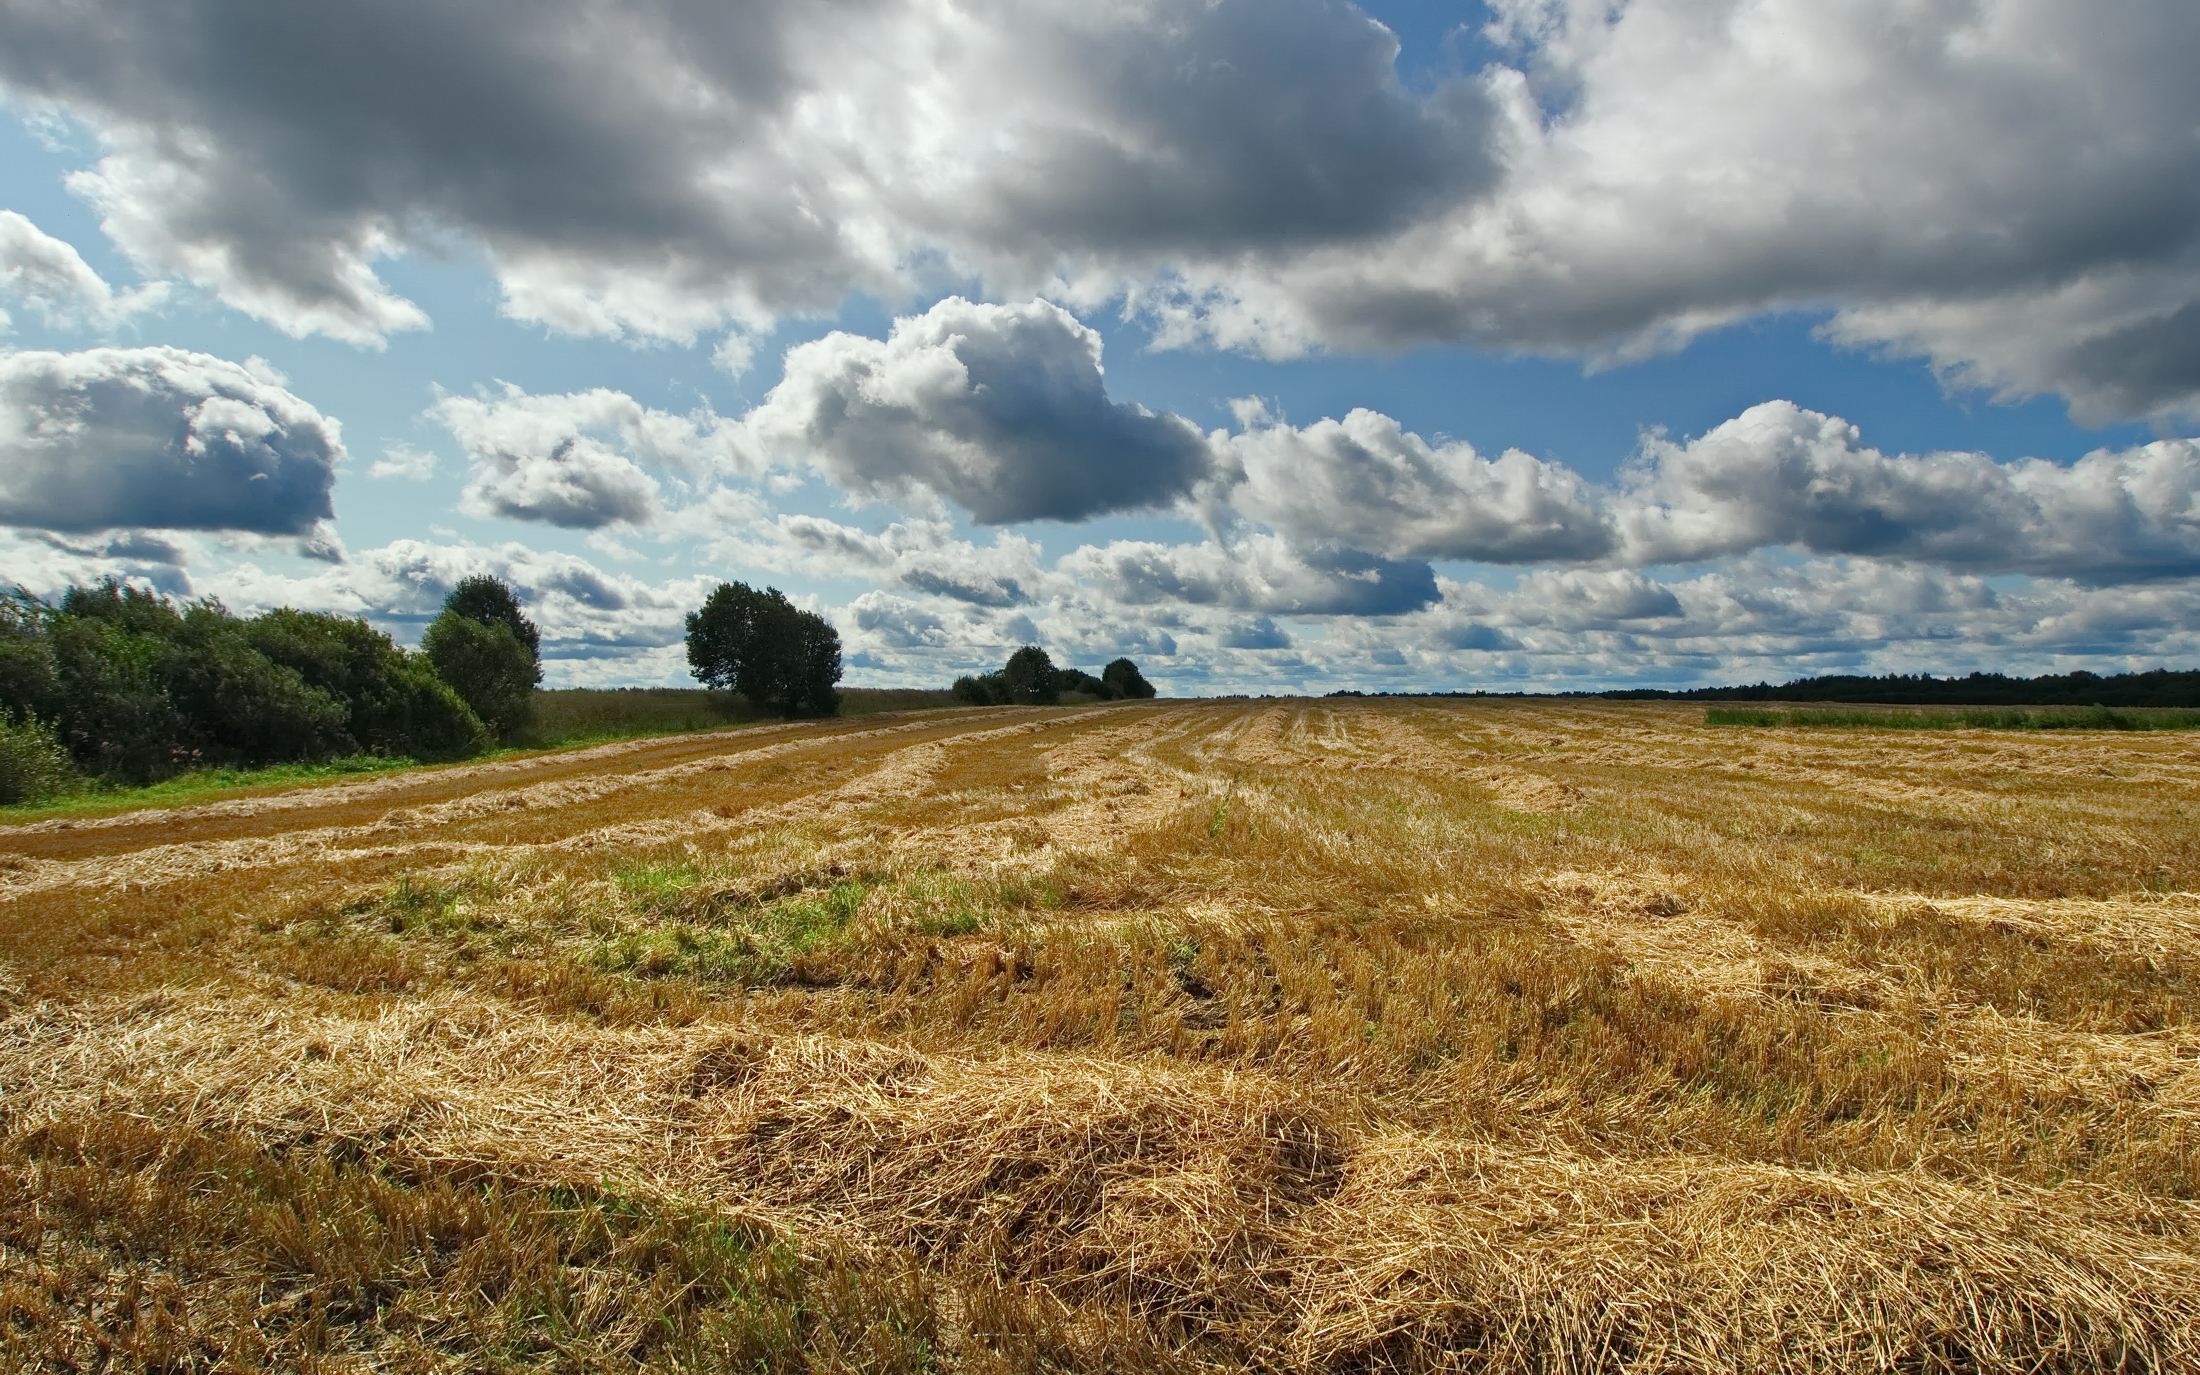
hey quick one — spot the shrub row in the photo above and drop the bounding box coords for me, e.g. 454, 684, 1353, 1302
0, 574, 558, 803
952, 646, 1154, 706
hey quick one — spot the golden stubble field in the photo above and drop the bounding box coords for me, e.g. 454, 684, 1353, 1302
4, 697, 2200, 1372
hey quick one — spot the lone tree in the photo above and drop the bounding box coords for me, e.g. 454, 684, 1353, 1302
423, 575, 542, 743
1102, 657, 1156, 699
686, 582, 842, 718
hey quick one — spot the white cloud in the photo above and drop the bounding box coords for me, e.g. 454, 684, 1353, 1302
0, 0, 1485, 348
430, 385, 738, 529
0, 345, 341, 535
733, 297, 1211, 524
1062, 533, 1439, 616
9, 0, 2199, 416
1158, 0, 2200, 419
1612, 401, 2200, 581
711, 513, 1053, 608
0, 209, 163, 330
369, 441, 436, 480
1393, 554, 2200, 688
1220, 403, 1612, 562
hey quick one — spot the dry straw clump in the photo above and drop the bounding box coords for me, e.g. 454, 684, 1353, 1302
4, 697, 2200, 1371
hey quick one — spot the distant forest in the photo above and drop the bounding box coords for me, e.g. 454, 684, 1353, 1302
1603, 669, 2200, 707
1326, 668, 2200, 708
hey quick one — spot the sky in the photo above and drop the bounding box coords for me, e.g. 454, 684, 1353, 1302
1, 0, 2197, 696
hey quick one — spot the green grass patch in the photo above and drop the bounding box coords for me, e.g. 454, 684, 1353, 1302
1706, 705, 2200, 731
343, 872, 504, 938
595, 879, 873, 983
0, 752, 425, 820
613, 858, 713, 916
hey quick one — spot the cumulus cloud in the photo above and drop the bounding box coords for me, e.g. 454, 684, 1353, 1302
712, 514, 1051, 608
1160, 0, 2200, 420
1064, 534, 1438, 616
430, 385, 729, 528
1221, 402, 1611, 562
0, 345, 340, 535
0, 0, 1486, 348
6, 0, 2193, 415
1613, 402, 2200, 582
734, 297, 1211, 524
1191, 397, 2200, 586
414, 340, 2200, 598
0, 210, 163, 330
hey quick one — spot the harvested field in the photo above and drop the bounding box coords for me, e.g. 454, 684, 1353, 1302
5, 697, 2200, 1372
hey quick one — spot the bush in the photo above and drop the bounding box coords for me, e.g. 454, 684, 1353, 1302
685, 582, 843, 719
0, 580, 497, 786
1053, 667, 1114, 698
953, 673, 1007, 706
249, 609, 490, 760
164, 602, 354, 767
0, 590, 60, 723
0, 712, 78, 806
1102, 657, 1156, 699
955, 652, 1154, 705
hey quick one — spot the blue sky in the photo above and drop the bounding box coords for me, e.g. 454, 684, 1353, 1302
3, 0, 2197, 693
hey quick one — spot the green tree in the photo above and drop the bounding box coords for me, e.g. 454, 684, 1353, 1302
0, 590, 60, 726
423, 577, 541, 743
423, 611, 537, 743
443, 574, 542, 661
1001, 645, 1059, 705
685, 582, 843, 718
1102, 657, 1156, 699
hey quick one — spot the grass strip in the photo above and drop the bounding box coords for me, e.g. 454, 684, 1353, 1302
1707, 705, 2200, 730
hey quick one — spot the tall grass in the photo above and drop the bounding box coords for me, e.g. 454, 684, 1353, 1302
1707, 704, 2200, 730
529, 686, 963, 748
529, 687, 760, 746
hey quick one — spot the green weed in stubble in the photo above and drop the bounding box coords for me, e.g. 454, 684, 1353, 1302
593, 879, 873, 984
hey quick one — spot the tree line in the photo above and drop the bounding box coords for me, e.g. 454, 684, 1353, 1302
2, 569, 1152, 807
1596, 668, 2200, 707
0, 575, 543, 804
953, 645, 1154, 705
